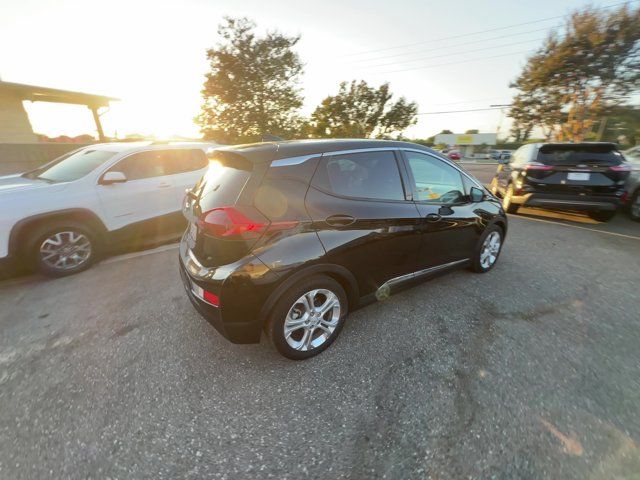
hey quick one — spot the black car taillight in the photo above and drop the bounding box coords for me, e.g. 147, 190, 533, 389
197, 206, 298, 240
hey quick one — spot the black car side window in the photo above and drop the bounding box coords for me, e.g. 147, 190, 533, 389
313, 151, 405, 201
404, 151, 466, 204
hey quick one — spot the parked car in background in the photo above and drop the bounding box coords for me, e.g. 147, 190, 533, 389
489, 142, 630, 222
447, 150, 461, 161
623, 146, 640, 221
490, 150, 513, 161
0, 142, 214, 276
499, 150, 512, 161
180, 139, 507, 359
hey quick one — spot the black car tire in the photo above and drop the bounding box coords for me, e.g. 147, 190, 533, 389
629, 189, 640, 222
588, 210, 616, 223
267, 275, 348, 360
27, 221, 98, 277
502, 184, 519, 214
470, 224, 504, 273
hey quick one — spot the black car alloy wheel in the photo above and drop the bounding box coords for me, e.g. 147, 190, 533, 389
267, 275, 348, 360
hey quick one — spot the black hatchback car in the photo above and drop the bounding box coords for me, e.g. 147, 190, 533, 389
180, 140, 507, 359
489, 142, 631, 222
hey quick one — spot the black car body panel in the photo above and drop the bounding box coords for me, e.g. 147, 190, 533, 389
179, 139, 507, 344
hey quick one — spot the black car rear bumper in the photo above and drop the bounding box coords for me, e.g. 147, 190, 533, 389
511, 192, 621, 211
179, 257, 265, 344
178, 238, 274, 343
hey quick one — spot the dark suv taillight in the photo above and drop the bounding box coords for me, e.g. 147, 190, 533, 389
197, 206, 298, 240
609, 164, 631, 172
524, 163, 554, 171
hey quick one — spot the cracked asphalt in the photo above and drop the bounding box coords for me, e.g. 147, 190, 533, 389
1, 166, 640, 479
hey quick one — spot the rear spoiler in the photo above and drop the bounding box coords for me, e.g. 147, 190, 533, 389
539, 143, 618, 153
206, 143, 279, 165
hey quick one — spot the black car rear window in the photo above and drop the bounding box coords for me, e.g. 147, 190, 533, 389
197, 152, 252, 210
537, 144, 624, 166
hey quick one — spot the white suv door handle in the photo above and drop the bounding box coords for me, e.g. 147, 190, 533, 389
158, 183, 172, 189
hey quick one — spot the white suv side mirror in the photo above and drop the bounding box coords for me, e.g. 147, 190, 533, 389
101, 171, 127, 185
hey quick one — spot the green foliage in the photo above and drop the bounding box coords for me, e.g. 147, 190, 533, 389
510, 4, 640, 141
599, 106, 640, 146
465, 129, 479, 134
196, 17, 304, 143
308, 80, 418, 138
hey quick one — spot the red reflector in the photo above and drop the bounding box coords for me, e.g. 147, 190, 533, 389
621, 191, 629, 204
610, 164, 631, 172
198, 206, 298, 240
203, 290, 220, 307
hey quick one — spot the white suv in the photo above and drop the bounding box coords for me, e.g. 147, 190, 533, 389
0, 142, 214, 277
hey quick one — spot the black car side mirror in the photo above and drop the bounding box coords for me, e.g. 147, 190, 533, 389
470, 186, 484, 203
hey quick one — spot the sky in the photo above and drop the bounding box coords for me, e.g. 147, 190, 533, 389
0, 0, 624, 140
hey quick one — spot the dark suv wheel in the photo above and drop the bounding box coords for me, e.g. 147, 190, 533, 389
27, 222, 97, 277
588, 211, 616, 222
267, 275, 348, 360
629, 189, 640, 222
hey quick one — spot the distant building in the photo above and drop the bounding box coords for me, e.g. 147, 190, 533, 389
0, 81, 119, 174
0, 80, 118, 143
434, 132, 497, 157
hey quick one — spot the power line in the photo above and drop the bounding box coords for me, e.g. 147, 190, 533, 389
432, 96, 510, 107
357, 37, 545, 70
340, 0, 638, 59
417, 107, 510, 115
348, 27, 552, 65
379, 49, 535, 75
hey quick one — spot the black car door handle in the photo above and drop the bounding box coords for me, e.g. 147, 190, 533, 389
325, 214, 356, 227
425, 213, 441, 222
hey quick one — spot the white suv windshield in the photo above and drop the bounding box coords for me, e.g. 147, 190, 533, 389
24, 149, 116, 183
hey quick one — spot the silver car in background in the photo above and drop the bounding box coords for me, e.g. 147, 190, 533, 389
624, 146, 640, 221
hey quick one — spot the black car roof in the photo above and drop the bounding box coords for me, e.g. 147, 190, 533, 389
211, 139, 435, 163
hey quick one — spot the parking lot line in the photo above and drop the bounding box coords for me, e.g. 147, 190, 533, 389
512, 215, 640, 241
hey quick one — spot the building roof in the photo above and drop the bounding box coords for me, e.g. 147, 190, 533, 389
215, 138, 435, 163
0, 81, 119, 108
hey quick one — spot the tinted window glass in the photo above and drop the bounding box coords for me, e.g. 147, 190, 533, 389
26, 149, 116, 182
405, 151, 465, 204
197, 159, 252, 211
537, 145, 623, 166
111, 150, 174, 180
313, 151, 405, 201
168, 149, 208, 174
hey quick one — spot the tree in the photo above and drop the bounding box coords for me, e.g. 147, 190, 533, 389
196, 17, 304, 143
598, 106, 640, 146
308, 80, 418, 138
510, 4, 640, 142
465, 129, 479, 134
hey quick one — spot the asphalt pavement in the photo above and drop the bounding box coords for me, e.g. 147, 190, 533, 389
1, 165, 640, 479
